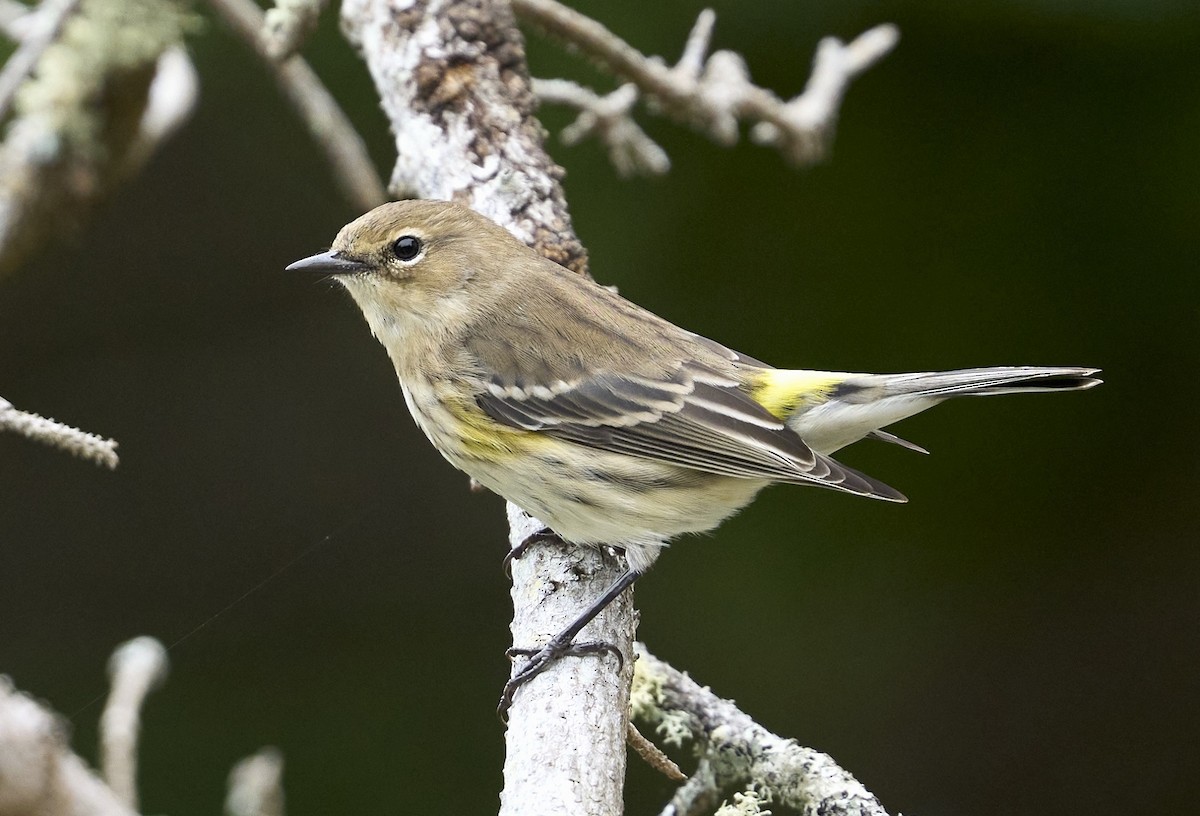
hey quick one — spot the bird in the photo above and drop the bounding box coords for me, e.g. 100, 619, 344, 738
286, 199, 1100, 713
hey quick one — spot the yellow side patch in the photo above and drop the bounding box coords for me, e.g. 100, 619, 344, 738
444, 398, 548, 459
746, 369, 848, 420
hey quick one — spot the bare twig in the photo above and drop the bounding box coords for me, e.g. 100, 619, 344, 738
512, 0, 898, 166
226, 748, 286, 816
628, 720, 687, 783
100, 637, 168, 810
206, 0, 386, 212
0, 676, 140, 816
0, 0, 81, 123
749, 24, 900, 160
0, 396, 119, 468
532, 78, 669, 177
632, 644, 891, 816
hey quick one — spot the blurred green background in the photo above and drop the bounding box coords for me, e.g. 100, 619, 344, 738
2, 0, 1197, 813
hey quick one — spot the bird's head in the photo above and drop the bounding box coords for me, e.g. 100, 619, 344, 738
287, 200, 531, 348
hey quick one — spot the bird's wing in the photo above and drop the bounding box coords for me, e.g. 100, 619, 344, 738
464, 268, 903, 500
475, 360, 905, 501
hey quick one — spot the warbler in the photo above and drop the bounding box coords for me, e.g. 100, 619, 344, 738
287, 199, 1099, 710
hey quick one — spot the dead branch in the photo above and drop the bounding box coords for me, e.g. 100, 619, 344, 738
513, 0, 897, 169
0, 395, 118, 468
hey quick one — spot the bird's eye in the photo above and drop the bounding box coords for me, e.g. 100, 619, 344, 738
391, 235, 422, 262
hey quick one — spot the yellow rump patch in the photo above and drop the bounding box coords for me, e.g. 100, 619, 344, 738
746, 369, 848, 420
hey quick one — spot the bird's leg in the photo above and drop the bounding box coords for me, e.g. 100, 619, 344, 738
502, 527, 561, 578
498, 567, 641, 720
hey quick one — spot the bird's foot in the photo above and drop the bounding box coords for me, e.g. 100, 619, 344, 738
497, 639, 624, 721
502, 528, 562, 578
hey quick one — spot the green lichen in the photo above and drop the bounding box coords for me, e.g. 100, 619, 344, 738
630, 651, 665, 719
630, 654, 695, 748
714, 789, 773, 816
14, 0, 199, 158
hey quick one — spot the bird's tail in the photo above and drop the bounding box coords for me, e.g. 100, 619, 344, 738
779, 366, 1101, 455
871, 366, 1101, 399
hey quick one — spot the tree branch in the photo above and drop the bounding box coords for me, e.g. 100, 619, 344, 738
0, 0, 35, 40
0, 0, 83, 124
226, 748, 286, 816
633, 644, 890, 816
0, 649, 150, 816
100, 637, 168, 810
0, 0, 198, 278
341, 0, 590, 272
513, 0, 898, 167
532, 78, 669, 177
0, 395, 119, 468
0, 639, 287, 816
502, 505, 635, 816
337, 2, 629, 813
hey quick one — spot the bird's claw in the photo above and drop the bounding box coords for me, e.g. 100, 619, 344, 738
497, 639, 624, 721
502, 528, 561, 578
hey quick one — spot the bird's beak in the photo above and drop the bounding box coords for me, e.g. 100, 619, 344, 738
285, 250, 369, 275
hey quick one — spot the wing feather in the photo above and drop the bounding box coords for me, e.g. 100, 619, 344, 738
463, 271, 902, 500
475, 363, 904, 501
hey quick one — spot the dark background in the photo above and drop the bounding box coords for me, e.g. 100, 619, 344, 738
2, 0, 1197, 813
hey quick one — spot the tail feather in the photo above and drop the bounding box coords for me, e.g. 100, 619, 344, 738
880, 366, 1102, 398
786, 366, 1101, 455
867, 428, 930, 455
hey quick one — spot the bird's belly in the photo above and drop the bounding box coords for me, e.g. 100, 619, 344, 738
464, 450, 768, 571
399, 381, 767, 571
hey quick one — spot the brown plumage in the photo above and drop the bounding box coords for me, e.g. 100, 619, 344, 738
286, 199, 1099, 569
287, 199, 1100, 713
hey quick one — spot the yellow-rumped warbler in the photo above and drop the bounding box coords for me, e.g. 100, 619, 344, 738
287, 200, 1099, 710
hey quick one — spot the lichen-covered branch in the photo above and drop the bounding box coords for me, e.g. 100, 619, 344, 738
340, 0, 589, 274
336, 2, 632, 814
0, 0, 82, 124
513, 0, 898, 168
501, 504, 635, 816
0, 0, 197, 278
0, 395, 119, 468
632, 644, 891, 816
